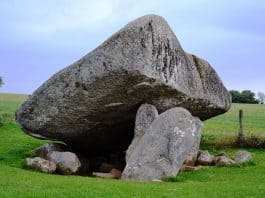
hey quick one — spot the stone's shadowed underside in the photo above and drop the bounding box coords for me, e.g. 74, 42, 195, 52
16, 14, 231, 154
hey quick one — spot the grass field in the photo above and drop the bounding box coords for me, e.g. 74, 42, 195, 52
0, 93, 265, 197
203, 103, 265, 145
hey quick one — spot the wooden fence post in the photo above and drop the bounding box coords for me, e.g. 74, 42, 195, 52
238, 109, 244, 144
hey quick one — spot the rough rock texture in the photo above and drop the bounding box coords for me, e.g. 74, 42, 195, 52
16, 14, 231, 154
215, 156, 235, 166
197, 151, 213, 165
34, 143, 89, 175
122, 107, 201, 181
215, 151, 228, 157
183, 129, 201, 166
126, 104, 158, 161
26, 157, 56, 173
34, 143, 67, 158
47, 151, 81, 175
234, 151, 252, 164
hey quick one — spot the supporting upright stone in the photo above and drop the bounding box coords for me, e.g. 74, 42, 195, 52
126, 104, 158, 162
122, 107, 202, 181
184, 131, 202, 166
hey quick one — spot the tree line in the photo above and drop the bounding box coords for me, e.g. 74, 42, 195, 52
230, 90, 265, 104
0, 76, 3, 87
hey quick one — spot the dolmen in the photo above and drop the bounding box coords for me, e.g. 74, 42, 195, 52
16, 14, 231, 181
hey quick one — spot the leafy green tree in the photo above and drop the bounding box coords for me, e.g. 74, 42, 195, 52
230, 90, 241, 103
258, 92, 265, 104
241, 90, 258, 104
229, 90, 258, 104
0, 77, 3, 87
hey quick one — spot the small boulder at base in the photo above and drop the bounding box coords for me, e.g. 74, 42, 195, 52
26, 157, 56, 173
215, 151, 229, 157
126, 103, 158, 162
34, 143, 67, 158
47, 151, 81, 175
197, 150, 213, 165
122, 107, 201, 181
234, 151, 252, 164
215, 156, 235, 166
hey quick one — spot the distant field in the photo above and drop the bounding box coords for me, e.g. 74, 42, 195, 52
0, 93, 28, 124
0, 93, 28, 101
203, 103, 265, 143
1, 93, 265, 197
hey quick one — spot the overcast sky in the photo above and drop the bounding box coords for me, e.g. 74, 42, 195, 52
0, 0, 264, 94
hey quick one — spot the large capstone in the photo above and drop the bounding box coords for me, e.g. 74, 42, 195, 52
16, 14, 231, 154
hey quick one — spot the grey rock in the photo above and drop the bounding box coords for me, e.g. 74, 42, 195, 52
35, 143, 89, 175
47, 151, 81, 175
234, 151, 252, 164
16, 14, 231, 154
184, 129, 201, 166
215, 156, 235, 166
34, 143, 67, 158
122, 107, 202, 181
212, 151, 229, 164
197, 150, 213, 165
215, 151, 228, 157
26, 157, 56, 173
126, 103, 158, 162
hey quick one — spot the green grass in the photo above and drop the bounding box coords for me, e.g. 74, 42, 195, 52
0, 93, 265, 197
203, 103, 265, 143
0, 93, 28, 123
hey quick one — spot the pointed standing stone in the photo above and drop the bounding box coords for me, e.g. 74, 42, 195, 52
122, 107, 201, 181
126, 104, 158, 162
